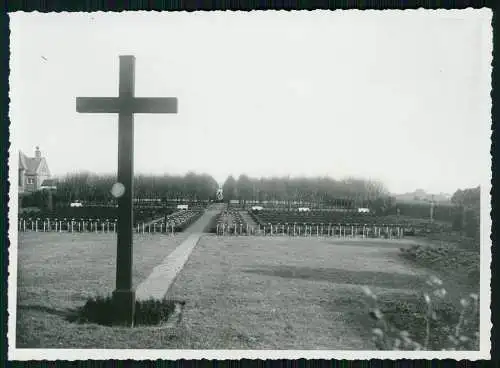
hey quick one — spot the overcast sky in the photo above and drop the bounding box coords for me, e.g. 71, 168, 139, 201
10, 10, 492, 194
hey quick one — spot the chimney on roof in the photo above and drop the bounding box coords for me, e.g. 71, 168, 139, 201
35, 146, 41, 158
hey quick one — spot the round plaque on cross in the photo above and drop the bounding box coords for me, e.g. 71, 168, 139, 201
111, 182, 126, 198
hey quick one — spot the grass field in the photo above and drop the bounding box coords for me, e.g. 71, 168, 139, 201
15, 232, 477, 349
16, 232, 188, 348
165, 236, 432, 349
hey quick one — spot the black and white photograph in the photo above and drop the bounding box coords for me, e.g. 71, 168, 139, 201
8, 10, 492, 360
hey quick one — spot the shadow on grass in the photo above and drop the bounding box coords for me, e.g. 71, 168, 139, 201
242, 265, 425, 290
17, 304, 72, 318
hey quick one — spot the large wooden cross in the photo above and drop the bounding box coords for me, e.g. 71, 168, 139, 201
76, 55, 178, 326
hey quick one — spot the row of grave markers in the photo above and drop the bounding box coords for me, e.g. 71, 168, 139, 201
216, 223, 406, 238
17, 219, 178, 234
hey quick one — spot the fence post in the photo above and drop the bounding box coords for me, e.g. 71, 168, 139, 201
142, 223, 145, 234
293, 223, 296, 236
216, 223, 219, 236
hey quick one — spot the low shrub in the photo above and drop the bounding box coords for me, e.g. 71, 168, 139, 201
399, 244, 479, 285
68, 295, 180, 327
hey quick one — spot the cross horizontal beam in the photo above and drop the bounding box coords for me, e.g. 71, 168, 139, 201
76, 97, 178, 114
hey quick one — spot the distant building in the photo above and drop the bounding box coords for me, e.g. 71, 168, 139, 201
18, 146, 51, 194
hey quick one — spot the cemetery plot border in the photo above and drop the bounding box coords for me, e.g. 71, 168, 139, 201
18, 209, 204, 235
215, 221, 405, 239
249, 209, 450, 236
211, 209, 253, 236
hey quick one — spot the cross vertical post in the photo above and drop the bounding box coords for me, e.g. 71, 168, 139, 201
113, 56, 136, 326
76, 55, 178, 326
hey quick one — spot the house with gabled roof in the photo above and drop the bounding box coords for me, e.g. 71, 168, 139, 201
19, 146, 51, 194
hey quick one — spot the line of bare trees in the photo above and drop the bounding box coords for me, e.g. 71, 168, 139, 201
21, 171, 220, 208
222, 174, 391, 209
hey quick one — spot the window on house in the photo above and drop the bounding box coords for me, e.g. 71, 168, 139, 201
26, 178, 34, 185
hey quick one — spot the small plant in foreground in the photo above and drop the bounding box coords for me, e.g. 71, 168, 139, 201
361, 276, 479, 351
